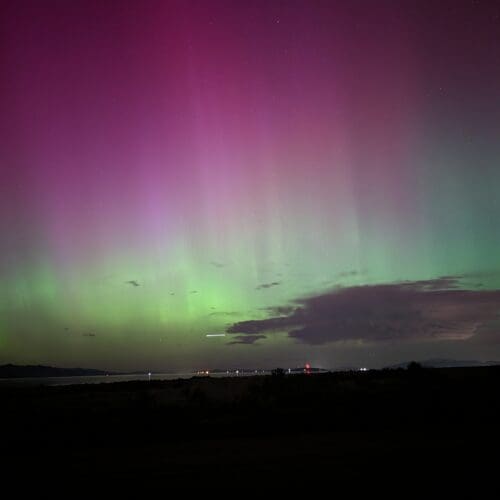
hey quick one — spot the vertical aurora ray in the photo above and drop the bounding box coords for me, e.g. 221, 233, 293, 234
1, 1, 499, 370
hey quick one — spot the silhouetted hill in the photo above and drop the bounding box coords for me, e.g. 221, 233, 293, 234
0, 364, 111, 378
385, 358, 500, 369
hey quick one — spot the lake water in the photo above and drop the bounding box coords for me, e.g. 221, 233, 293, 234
0, 371, 271, 387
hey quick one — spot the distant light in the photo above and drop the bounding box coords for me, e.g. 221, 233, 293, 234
305, 363, 311, 370
359, 367, 368, 372
206, 333, 226, 337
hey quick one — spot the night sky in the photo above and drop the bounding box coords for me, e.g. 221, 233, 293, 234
1, 0, 499, 371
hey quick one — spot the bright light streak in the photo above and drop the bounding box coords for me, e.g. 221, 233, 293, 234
206, 333, 226, 337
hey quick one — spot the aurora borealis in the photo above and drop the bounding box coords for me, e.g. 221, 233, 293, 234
1, 0, 499, 371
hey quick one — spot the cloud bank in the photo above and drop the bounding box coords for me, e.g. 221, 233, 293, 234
227, 335, 267, 345
227, 277, 500, 345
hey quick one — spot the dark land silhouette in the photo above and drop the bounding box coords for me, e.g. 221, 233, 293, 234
0, 364, 112, 378
2, 366, 499, 492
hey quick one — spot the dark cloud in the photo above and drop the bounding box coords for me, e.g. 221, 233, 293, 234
210, 261, 225, 268
256, 281, 281, 290
227, 277, 500, 345
227, 335, 266, 345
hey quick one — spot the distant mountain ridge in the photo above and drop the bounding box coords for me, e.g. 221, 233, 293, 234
385, 359, 500, 369
0, 364, 112, 379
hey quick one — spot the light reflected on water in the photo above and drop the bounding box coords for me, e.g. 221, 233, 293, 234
0, 371, 271, 387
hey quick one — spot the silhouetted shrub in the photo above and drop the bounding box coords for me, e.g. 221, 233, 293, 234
407, 361, 423, 371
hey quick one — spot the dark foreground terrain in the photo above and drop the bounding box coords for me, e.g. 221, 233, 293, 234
2, 366, 500, 492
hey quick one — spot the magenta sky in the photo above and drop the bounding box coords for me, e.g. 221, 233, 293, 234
1, 1, 500, 371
